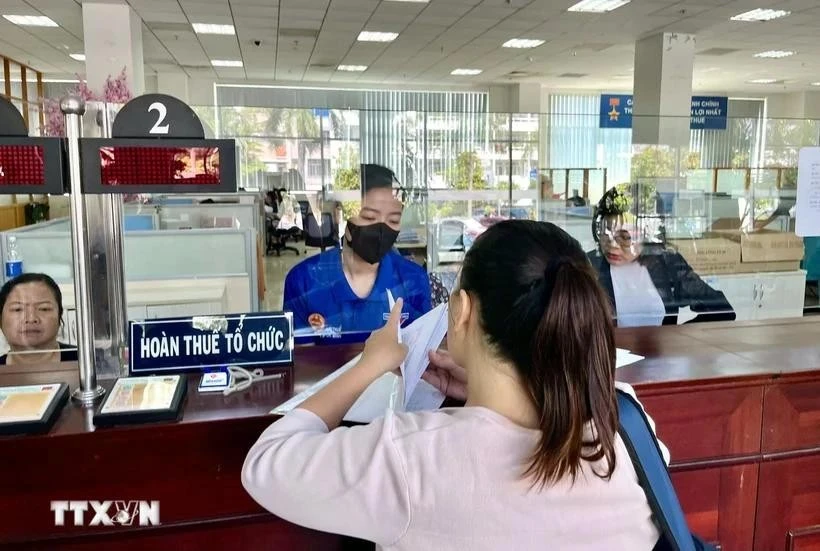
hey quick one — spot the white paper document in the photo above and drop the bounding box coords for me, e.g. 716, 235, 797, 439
397, 303, 449, 407
616, 348, 644, 369
271, 307, 639, 423
796, 146, 820, 237
271, 303, 449, 423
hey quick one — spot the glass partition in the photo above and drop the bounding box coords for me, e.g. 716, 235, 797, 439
180, 96, 820, 339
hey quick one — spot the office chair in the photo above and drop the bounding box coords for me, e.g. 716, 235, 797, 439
266, 216, 300, 256
304, 212, 339, 251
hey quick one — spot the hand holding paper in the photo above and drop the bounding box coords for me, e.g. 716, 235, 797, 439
360, 297, 408, 375
422, 349, 468, 401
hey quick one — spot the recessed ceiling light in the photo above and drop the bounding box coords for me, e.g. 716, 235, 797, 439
730, 9, 790, 22
211, 59, 243, 67
357, 31, 398, 42
567, 0, 630, 13
811, 82, 820, 87
754, 50, 795, 58
747, 78, 778, 84
192, 23, 235, 35
2, 14, 58, 27
451, 68, 482, 76
502, 38, 545, 49
338, 65, 367, 72
69, 53, 85, 61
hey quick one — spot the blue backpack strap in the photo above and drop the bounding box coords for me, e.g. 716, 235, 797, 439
616, 389, 699, 551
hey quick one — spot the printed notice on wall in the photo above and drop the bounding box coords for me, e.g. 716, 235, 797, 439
796, 147, 820, 237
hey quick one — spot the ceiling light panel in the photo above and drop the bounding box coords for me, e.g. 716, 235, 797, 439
754, 50, 795, 58
211, 60, 243, 67
502, 39, 545, 49
192, 23, 235, 35
451, 68, 482, 75
338, 65, 368, 72
730, 9, 790, 22
69, 53, 85, 61
2, 15, 58, 27
567, 0, 630, 13
357, 31, 399, 42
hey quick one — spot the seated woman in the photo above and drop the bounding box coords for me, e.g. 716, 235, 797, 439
243, 220, 665, 550
588, 187, 735, 327
0, 273, 77, 365
283, 164, 431, 337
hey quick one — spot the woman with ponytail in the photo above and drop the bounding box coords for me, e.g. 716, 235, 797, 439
243, 220, 665, 550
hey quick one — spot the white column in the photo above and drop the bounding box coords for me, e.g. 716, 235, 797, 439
81, 2, 145, 97
632, 32, 695, 147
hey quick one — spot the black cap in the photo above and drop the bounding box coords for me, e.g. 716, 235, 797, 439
360, 163, 398, 196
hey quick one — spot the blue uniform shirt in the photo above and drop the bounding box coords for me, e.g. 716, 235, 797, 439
283, 247, 432, 337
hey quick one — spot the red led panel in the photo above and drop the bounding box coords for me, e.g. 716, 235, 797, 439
0, 145, 45, 186
98, 146, 220, 187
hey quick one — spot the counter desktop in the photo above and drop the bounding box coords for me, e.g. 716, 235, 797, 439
3, 315, 820, 549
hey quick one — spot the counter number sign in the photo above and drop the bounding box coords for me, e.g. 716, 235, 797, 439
81, 93, 237, 194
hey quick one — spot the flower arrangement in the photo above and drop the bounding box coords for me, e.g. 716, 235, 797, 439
42, 67, 132, 137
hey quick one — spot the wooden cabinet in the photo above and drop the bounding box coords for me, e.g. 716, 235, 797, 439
640, 385, 763, 462
756, 455, 820, 551
638, 378, 820, 551
751, 380, 820, 550
762, 380, 820, 453
672, 464, 758, 551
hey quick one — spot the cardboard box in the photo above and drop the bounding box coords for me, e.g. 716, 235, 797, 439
709, 217, 805, 263
740, 231, 804, 263
733, 260, 802, 274
668, 237, 741, 275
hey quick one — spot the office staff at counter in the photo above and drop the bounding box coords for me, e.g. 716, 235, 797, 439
244, 220, 664, 550
0, 273, 77, 366
283, 163, 431, 337
588, 187, 736, 327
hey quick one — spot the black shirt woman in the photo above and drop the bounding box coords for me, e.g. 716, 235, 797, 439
587, 186, 736, 327
0, 273, 78, 365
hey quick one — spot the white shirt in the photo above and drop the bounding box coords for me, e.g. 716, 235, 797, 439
242, 382, 664, 551
610, 262, 666, 327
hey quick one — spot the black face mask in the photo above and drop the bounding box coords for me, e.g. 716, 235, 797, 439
346, 220, 400, 264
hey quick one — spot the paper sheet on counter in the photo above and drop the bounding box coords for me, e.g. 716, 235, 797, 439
616, 348, 644, 369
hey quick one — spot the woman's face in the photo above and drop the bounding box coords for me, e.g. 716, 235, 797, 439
1, 282, 61, 351
599, 218, 642, 266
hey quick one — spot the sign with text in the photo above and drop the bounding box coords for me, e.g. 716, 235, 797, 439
600, 94, 633, 129
129, 312, 293, 374
599, 94, 728, 130
689, 96, 728, 130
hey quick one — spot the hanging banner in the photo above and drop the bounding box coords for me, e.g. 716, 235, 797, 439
599, 94, 728, 130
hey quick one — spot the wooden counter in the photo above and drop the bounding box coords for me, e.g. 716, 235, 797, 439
2, 318, 820, 550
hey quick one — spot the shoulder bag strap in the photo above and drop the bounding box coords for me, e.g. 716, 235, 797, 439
616, 389, 695, 551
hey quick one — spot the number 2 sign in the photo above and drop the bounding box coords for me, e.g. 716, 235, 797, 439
111, 94, 206, 140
